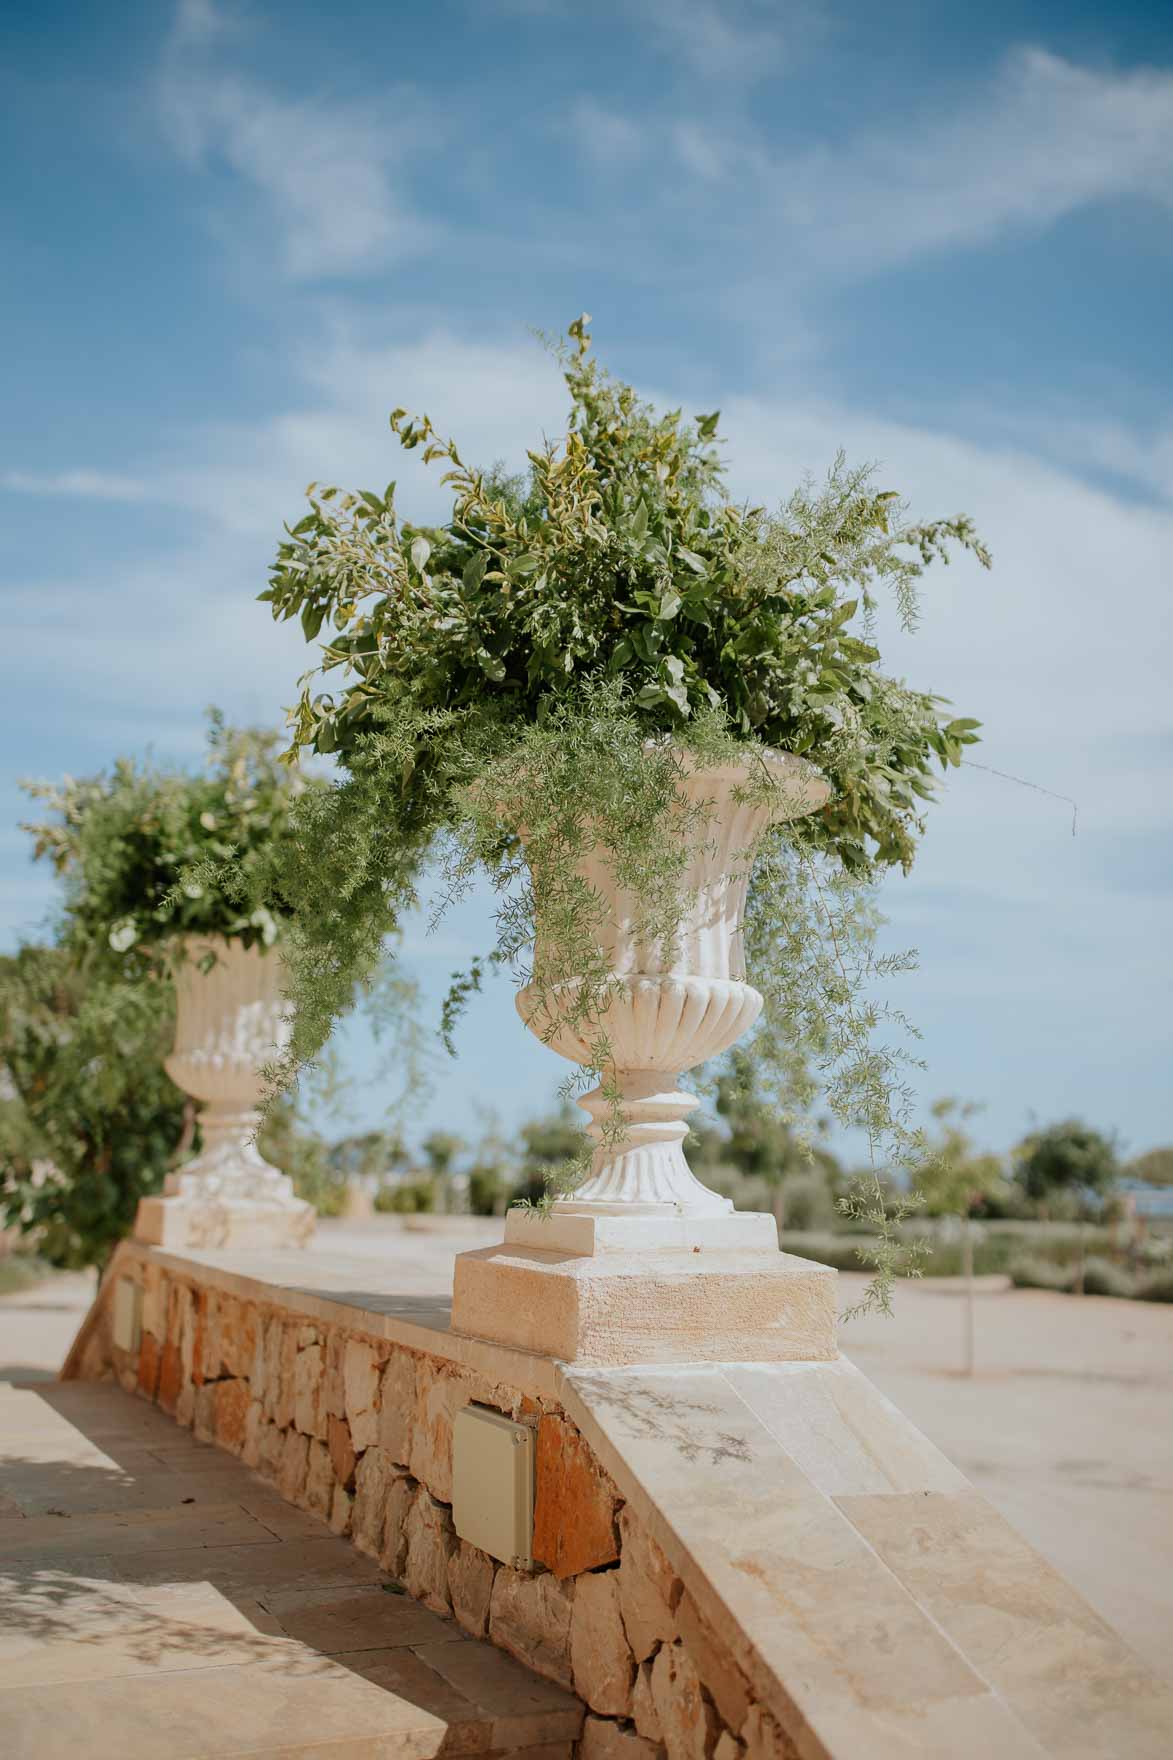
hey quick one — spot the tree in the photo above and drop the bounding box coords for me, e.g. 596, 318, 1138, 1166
327, 1130, 408, 1183
421, 1130, 464, 1214
1013, 1119, 1119, 1211
918, 1099, 1009, 1219
1125, 1147, 1173, 1187
514, 1105, 585, 1206
0, 947, 185, 1269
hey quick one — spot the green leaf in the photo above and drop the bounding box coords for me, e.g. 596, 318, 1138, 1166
696, 410, 720, 439
301, 603, 325, 642
462, 553, 488, 593
410, 535, 431, 573
657, 590, 682, 621
676, 547, 706, 574
630, 499, 649, 541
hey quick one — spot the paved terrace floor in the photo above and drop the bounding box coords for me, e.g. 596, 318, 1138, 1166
0, 1373, 580, 1759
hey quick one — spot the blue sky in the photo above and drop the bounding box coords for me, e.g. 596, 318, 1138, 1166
3, 0, 1172, 1162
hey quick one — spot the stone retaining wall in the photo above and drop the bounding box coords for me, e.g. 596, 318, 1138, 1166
76, 1248, 791, 1760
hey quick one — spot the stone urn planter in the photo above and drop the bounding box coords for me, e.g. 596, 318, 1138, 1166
134, 936, 315, 1251
451, 749, 841, 1364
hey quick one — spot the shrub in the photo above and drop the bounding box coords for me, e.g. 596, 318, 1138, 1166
374, 1178, 435, 1214
1009, 1256, 1075, 1292
1079, 1256, 1136, 1298
1137, 1269, 1173, 1303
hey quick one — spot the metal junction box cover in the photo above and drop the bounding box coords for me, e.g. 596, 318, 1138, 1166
452, 1402, 535, 1569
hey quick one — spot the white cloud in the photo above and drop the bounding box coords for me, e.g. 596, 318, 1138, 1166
0, 469, 148, 501
634, 0, 786, 81
158, 0, 433, 279
570, 99, 646, 169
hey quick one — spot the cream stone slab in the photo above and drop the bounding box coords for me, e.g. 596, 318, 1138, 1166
559, 1363, 991, 1739
451, 1244, 837, 1364
331, 1646, 495, 1753
722, 1358, 969, 1497
106, 1535, 387, 1594
135, 1194, 315, 1253
795, 1692, 1050, 1760
838, 1488, 1173, 1760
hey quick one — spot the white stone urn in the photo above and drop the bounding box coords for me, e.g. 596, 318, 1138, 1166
505, 748, 829, 1253
134, 936, 314, 1250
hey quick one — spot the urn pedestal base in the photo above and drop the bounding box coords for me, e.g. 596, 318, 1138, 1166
134, 1191, 316, 1252
451, 1212, 838, 1366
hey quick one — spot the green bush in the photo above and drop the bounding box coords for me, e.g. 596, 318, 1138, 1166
1080, 1256, 1136, 1298
1136, 1269, 1173, 1303
1009, 1256, 1075, 1292
374, 1178, 435, 1214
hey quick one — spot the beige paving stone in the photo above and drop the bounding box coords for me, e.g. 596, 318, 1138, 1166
618, 1503, 680, 1662
489, 1564, 575, 1690
333, 1645, 493, 1753
0, 1500, 279, 1558
0, 1654, 470, 1759
106, 1534, 387, 1594
449, 1539, 496, 1637
404, 1486, 458, 1613
571, 1569, 635, 1716
415, 1634, 585, 1748
265, 1581, 457, 1652
378, 1345, 416, 1465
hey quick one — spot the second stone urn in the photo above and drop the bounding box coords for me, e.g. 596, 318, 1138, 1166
451, 748, 841, 1364
134, 936, 315, 1252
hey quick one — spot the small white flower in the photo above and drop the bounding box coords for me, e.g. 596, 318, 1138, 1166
199, 811, 218, 830
109, 919, 137, 953
182, 880, 204, 899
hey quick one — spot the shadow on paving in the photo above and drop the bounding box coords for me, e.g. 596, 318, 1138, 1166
0, 1380, 581, 1759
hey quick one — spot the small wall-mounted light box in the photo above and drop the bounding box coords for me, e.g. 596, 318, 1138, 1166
111, 1277, 143, 1354
452, 1403, 535, 1570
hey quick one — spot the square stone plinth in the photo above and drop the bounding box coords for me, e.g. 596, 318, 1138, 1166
134, 1194, 316, 1252
450, 1245, 837, 1365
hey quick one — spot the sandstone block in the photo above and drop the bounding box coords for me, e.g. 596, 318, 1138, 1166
198, 1289, 221, 1382
489, 1565, 576, 1690
675, 1590, 750, 1735
580, 1716, 664, 1760
176, 1379, 195, 1429
219, 1296, 256, 1379
534, 1414, 621, 1578
378, 1348, 416, 1466
137, 1331, 161, 1400
257, 1418, 284, 1481
713, 1734, 745, 1760
213, 1377, 251, 1455
323, 1329, 346, 1419
572, 1569, 635, 1716
157, 1339, 183, 1416
330, 1484, 353, 1536
448, 1539, 496, 1638
273, 1321, 298, 1430
344, 1337, 381, 1451
619, 1505, 680, 1662
279, 1428, 310, 1503
305, 1438, 336, 1518
738, 1708, 796, 1760
651, 1643, 718, 1760
632, 1660, 663, 1744
381, 1470, 416, 1577
140, 1264, 166, 1340
352, 1444, 408, 1560
193, 1381, 217, 1443
294, 1342, 324, 1438
242, 1399, 264, 1468
327, 1412, 357, 1488
404, 1487, 457, 1614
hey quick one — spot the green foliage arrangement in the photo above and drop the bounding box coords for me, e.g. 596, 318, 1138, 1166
260, 317, 991, 1311
0, 947, 185, 1268
21, 714, 313, 966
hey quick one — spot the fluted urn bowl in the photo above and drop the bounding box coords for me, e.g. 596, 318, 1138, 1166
515, 749, 830, 1217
